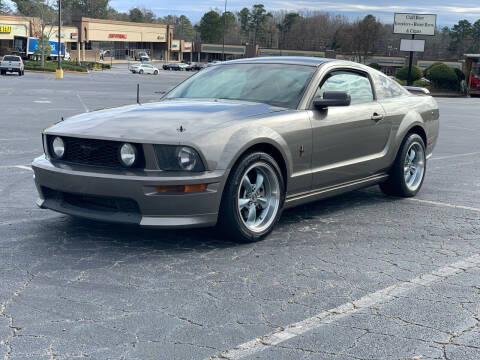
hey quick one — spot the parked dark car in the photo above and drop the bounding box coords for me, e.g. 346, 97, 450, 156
186, 62, 203, 71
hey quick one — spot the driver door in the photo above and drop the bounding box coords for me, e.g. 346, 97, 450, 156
307, 69, 391, 189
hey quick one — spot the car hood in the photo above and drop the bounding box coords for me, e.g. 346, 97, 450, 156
45, 99, 287, 144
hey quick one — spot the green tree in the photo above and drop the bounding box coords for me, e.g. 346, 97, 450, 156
278, 12, 301, 47
174, 15, 194, 41
449, 19, 472, 55
62, 0, 109, 19
13, 0, 56, 67
33, 34, 52, 59
239, 7, 250, 36
368, 63, 381, 71
198, 10, 222, 43
356, 14, 381, 56
473, 19, 480, 52
106, 7, 129, 21
396, 65, 423, 82
0, 0, 10, 14
250, 4, 270, 46
129, 7, 144, 22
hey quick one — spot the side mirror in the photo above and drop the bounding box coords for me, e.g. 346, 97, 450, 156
313, 91, 351, 109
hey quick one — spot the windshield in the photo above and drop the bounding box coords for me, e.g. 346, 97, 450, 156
3, 56, 20, 61
166, 63, 316, 108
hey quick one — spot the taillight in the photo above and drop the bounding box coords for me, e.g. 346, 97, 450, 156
471, 75, 480, 89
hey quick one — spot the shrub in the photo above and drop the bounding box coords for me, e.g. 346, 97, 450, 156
82, 61, 111, 70
423, 62, 443, 77
396, 65, 423, 82
426, 63, 458, 90
454, 67, 465, 81
413, 79, 430, 88
24, 61, 88, 73
368, 62, 381, 71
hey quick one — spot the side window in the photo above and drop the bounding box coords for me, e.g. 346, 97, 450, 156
316, 71, 374, 105
373, 73, 408, 99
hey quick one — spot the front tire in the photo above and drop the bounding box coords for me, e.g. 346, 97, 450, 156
154, 70, 158, 75
139, 69, 144, 74
218, 152, 285, 242
380, 133, 426, 197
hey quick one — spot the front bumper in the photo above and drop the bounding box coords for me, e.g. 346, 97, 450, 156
32, 155, 227, 228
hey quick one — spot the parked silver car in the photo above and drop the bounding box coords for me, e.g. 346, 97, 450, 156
129, 63, 159, 75
32, 57, 439, 242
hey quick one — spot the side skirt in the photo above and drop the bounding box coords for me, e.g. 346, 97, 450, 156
284, 173, 389, 209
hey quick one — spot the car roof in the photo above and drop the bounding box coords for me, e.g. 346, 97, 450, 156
225, 56, 336, 67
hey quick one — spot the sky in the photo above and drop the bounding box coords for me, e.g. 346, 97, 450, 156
4, 0, 480, 26
107, 0, 480, 26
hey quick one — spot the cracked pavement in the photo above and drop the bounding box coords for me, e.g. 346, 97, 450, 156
0, 67, 479, 359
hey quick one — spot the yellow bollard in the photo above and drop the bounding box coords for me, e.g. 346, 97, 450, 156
56, 69, 64, 79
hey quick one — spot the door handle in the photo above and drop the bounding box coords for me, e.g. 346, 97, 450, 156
371, 113, 384, 122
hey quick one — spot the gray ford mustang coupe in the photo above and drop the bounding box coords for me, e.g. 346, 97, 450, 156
32, 57, 439, 242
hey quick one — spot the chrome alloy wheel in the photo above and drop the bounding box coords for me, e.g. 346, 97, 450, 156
404, 141, 425, 191
237, 162, 281, 233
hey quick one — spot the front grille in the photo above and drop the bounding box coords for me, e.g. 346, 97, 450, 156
42, 187, 140, 214
47, 136, 144, 169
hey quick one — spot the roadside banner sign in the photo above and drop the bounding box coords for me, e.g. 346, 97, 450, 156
394, 13, 436, 36
400, 39, 425, 52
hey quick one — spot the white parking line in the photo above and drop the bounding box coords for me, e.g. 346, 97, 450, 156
406, 198, 480, 213
15, 165, 33, 171
209, 254, 480, 359
430, 151, 480, 161
0, 165, 33, 171
76, 91, 89, 112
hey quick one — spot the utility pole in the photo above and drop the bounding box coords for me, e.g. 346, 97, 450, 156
222, 0, 227, 61
56, 0, 63, 79
407, 34, 414, 86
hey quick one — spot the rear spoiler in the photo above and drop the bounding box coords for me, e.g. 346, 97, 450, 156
404, 86, 430, 95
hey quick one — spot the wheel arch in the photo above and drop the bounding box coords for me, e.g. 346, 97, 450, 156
224, 140, 290, 192
393, 108, 427, 156
407, 125, 427, 147
241, 143, 288, 190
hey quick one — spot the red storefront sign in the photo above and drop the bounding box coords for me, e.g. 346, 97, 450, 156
108, 33, 127, 39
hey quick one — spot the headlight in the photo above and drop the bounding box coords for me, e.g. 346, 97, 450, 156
154, 145, 205, 172
51, 136, 65, 159
119, 143, 137, 167
177, 147, 199, 171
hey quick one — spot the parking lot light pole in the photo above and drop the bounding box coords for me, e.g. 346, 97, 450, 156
222, 0, 227, 61
56, 0, 63, 79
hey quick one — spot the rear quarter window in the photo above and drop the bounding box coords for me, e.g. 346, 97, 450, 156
373, 72, 409, 99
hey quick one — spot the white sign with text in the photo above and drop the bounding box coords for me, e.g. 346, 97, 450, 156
394, 13, 436, 36
400, 39, 425, 52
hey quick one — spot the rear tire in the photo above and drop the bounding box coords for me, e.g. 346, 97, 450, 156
217, 152, 285, 243
139, 69, 144, 74
380, 133, 426, 197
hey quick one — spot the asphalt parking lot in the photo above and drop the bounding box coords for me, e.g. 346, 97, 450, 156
1, 65, 480, 360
